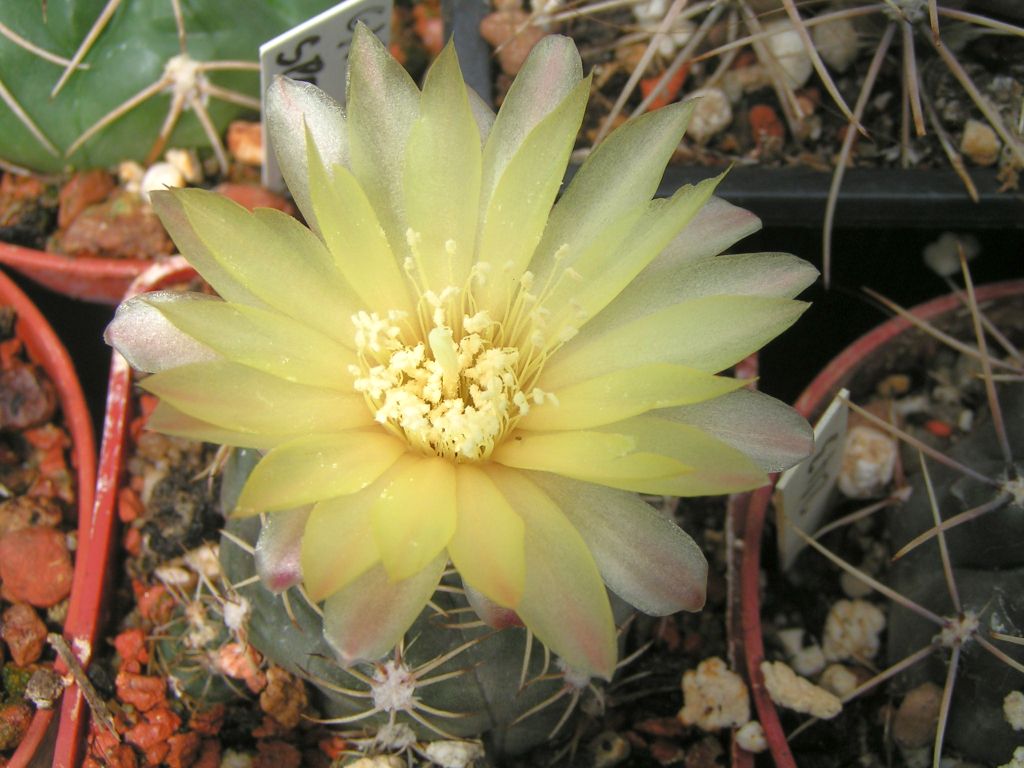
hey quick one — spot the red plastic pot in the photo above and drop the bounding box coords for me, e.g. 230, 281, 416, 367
0, 242, 150, 306
0, 268, 97, 768
51, 257, 194, 766
731, 279, 1024, 768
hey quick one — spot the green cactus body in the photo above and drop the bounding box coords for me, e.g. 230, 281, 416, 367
0, 0, 334, 172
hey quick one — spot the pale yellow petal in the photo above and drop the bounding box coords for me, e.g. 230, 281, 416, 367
302, 489, 381, 602
235, 431, 407, 515
596, 416, 767, 495
486, 465, 617, 680
306, 129, 414, 316
371, 455, 456, 581
151, 295, 357, 389
541, 295, 809, 388
474, 77, 590, 313
491, 430, 690, 491
146, 402, 284, 450
403, 42, 481, 291
141, 361, 372, 436
540, 174, 722, 336
521, 364, 747, 431
449, 465, 525, 608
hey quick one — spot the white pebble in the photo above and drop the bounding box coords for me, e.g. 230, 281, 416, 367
140, 161, 186, 203
792, 644, 826, 677
678, 657, 750, 730
776, 627, 805, 658
838, 425, 896, 498
684, 88, 733, 143
761, 660, 842, 719
999, 746, 1024, 768
823, 599, 886, 662
811, 12, 859, 72
764, 19, 813, 88
735, 720, 767, 753
423, 740, 485, 768
923, 231, 980, 277
1006, 691, 1024, 731
958, 409, 974, 432
220, 750, 254, 768
840, 571, 874, 599
819, 663, 858, 698
165, 148, 203, 183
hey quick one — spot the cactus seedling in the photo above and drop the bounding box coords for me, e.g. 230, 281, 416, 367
107, 26, 816, 756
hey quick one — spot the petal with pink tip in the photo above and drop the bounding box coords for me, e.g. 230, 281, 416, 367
322, 554, 446, 665
104, 292, 218, 373
265, 75, 348, 233
347, 24, 420, 260
255, 506, 310, 593
593, 415, 768, 496
301, 485, 383, 602
580, 251, 818, 344
486, 465, 617, 680
661, 388, 813, 472
527, 473, 707, 614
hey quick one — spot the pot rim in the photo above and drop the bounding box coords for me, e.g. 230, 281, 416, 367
737, 278, 1024, 768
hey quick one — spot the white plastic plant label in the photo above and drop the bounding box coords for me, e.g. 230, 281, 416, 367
260, 0, 392, 192
775, 388, 849, 570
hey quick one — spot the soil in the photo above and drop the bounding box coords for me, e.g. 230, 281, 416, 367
0, 305, 79, 760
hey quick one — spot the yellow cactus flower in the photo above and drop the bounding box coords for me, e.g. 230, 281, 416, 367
106, 27, 816, 680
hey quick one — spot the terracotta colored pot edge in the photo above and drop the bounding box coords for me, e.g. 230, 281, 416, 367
50, 257, 195, 767
739, 279, 1024, 768
0, 268, 97, 768
0, 241, 150, 306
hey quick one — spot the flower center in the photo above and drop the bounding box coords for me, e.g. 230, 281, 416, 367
350, 231, 580, 462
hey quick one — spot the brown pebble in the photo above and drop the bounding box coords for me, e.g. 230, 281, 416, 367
0, 363, 57, 431
227, 121, 265, 167
59, 190, 174, 260
893, 682, 942, 749
960, 119, 1001, 166
1, 602, 48, 665
650, 737, 685, 766
683, 735, 724, 768
877, 373, 911, 398
213, 183, 296, 215
480, 7, 547, 76
58, 169, 116, 230
259, 666, 308, 729
0, 494, 64, 538
0, 701, 33, 750
254, 740, 302, 768
0, 526, 73, 607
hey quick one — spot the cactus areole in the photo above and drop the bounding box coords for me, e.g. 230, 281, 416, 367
105, 26, 816, 681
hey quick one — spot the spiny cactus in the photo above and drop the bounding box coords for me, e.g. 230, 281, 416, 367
0, 0, 334, 174
886, 374, 1024, 766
